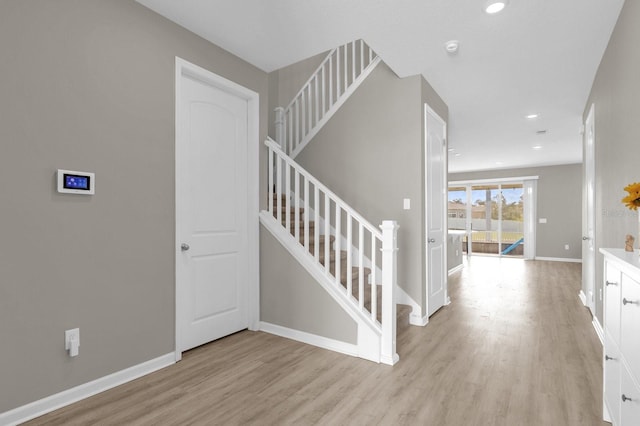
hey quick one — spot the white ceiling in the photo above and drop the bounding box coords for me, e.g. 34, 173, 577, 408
137, 0, 624, 173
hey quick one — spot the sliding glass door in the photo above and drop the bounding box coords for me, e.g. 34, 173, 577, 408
448, 180, 528, 257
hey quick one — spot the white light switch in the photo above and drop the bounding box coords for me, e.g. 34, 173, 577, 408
539, 218, 547, 224
65, 328, 80, 357
403, 198, 411, 210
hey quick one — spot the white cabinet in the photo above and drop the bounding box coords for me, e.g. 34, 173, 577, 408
604, 333, 621, 425
601, 249, 640, 425
605, 262, 621, 344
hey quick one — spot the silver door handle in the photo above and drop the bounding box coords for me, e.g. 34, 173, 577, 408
181, 243, 190, 251
623, 298, 638, 306
428, 238, 436, 243
582, 236, 589, 240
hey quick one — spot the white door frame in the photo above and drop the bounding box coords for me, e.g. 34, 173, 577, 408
582, 103, 596, 314
174, 57, 260, 361
424, 103, 449, 317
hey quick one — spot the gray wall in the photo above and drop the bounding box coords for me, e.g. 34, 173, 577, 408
584, 0, 640, 325
449, 164, 583, 260
260, 226, 357, 343
294, 61, 448, 316
0, 0, 268, 412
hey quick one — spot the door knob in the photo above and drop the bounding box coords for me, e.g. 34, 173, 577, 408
181, 243, 190, 251
582, 236, 589, 240
428, 238, 436, 243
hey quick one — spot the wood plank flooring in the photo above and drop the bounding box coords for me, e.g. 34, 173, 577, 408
25, 257, 605, 425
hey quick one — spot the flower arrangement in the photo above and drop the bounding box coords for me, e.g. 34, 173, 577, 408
622, 182, 640, 210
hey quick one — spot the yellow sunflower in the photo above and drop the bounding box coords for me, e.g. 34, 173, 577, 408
623, 182, 640, 210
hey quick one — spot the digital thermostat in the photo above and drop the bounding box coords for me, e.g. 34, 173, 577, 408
57, 169, 95, 195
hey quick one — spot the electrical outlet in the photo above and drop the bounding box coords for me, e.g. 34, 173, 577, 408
65, 328, 80, 357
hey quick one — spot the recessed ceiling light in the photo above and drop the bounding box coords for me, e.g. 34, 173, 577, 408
526, 114, 539, 119
532, 145, 543, 150
448, 148, 455, 152
495, 161, 504, 166
485, 0, 508, 14
454, 153, 462, 157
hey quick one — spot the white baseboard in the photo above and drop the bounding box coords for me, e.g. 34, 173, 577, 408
535, 257, 582, 263
578, 290, 587, 306
448, 264, 463, 275
0, 353, 175, 426
395, 285, 427, 326
411, 314, 429, 326
592, 316, 604, 346
259, 321, 359, 358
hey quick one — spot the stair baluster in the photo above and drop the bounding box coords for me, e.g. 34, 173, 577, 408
274, 40, 381, 158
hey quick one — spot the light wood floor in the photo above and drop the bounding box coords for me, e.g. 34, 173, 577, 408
26, 257, 605, 425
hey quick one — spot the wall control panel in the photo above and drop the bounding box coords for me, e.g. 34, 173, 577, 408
57, 169, 95, 195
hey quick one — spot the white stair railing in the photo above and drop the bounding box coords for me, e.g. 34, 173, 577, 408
274, 40, 381, 158
265, 138, 398, 365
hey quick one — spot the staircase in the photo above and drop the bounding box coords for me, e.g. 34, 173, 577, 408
274, 39, 381, 158
261, 138, 399, 364
260, 40, 402, 365
271, 190, 413, 332
272, 193, 382, 318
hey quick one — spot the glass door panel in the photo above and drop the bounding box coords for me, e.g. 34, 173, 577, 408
470, 185, 500, 255
500, 184, 524, 256
448, 186, 468, 253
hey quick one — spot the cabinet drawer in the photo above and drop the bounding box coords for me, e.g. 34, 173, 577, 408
605, 262, 622, 343
621, 362, 640, 425
605, 333, 621, 426
621, 274, 640, 382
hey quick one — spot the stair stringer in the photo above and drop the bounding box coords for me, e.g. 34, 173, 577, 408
259, 212, 383, 363
288, 56, 382, 159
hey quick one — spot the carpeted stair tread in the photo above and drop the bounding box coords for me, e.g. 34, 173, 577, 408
300, 234, 334, 247
317, 249, 348, 265
285, 219, 316, 232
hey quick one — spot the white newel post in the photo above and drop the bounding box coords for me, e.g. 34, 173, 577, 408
380, 220, 399, 365
274, 107, 286, 152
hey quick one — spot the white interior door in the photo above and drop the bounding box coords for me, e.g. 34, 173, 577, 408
582, 104, 596, 314
425, 105, 448, 317
176, 62, 251, 354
